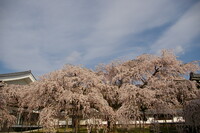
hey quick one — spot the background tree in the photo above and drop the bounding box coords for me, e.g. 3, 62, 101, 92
1, 49, 199, 133
20, 65, 113, 133
183, 92, 200, 133
96, 50, 200, 132
0, 83, 25, 131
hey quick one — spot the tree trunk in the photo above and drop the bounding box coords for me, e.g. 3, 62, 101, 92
7, 127, 10, 133
1, 121, 8, 132
57, 119, 60, 132
107, 119, 111, 132
139, 119, 141, 133
72, 116, 79, 133
113, 122, 117, 133
142, 120, 144, 133
65, 117, 68, 133
164, 116, 169, 133
134, 119, 137, 128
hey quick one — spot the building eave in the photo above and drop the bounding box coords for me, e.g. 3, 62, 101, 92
0, 70, 36, 83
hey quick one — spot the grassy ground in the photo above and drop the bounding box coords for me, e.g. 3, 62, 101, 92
30, 126, 178, 133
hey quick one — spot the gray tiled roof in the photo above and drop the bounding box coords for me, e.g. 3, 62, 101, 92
0, 70, 36, 81
190, 72, 200, 80
0, 70, 32, 77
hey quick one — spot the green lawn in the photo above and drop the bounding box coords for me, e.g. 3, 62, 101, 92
31, 126, 178, 133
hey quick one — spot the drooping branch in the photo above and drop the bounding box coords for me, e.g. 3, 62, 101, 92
140, 65, 160, 88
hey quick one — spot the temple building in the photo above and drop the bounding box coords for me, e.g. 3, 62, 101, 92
0, 70, 36, 85
0, 70, 37, 132
190, 72, 200, 88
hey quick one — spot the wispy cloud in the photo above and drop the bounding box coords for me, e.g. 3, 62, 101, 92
151, 1, 200, 54
0, 0, 199, 76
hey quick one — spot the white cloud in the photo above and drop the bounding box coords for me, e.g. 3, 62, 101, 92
0, 0, 198, 76
151, 1, 200, 54
65, 51, 81, 64
81, 0, 188, 61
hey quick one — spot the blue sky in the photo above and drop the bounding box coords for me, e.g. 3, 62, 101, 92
0, 0, 200, 77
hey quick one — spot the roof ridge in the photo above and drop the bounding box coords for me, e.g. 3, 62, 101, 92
0, 70, 32, 77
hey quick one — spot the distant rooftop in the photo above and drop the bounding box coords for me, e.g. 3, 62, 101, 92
190, 72, 200, 81
0, 70, 36, 85
0, 70, 32, 77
